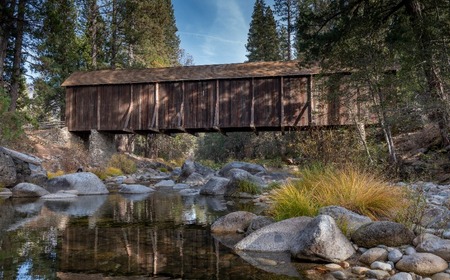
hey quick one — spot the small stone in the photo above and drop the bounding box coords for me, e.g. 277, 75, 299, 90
352, 266, 370, 275
431, 272, 450, 280
325, 263, 343, 271
389, 249, 404, 263
389, 272, 413, 280
404, 247, 417, 255
331, 270, 347, 280
371, 261, 393, 271
339, 261, 350, 269
366, 269, 391, 279
360, 248, 388, 265
155, 180, 175, 187
396, 253, 448, 276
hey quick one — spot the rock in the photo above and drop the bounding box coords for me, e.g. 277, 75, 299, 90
0, 188, 12, 196
331, 270, 347, 280
290, 215, 356, 262
415, 234, 450, 261
420, 205, 450, 229
371, 261, 393, 271
184, 172, 206, 186
223, 169, 265, 197
405, 246, 417, 255
351, 221, 415, 248
154, 180, 175, 187
325, 263, 344, 271
431, 273, 450, 280
396, 253, 448, 276
219, 161, 266, 176
199, 177, 230, 196
352, 266, 370, 275
118, 184, 155, 194
11, 183, 50, 197
389, 248, 404, 263
41, 193, 78, 200
390, 272, 414, 280
45, 172, 109, 195
211, 211, 257, 233
235, 216, 312, 252
179, 189, 200, 196
178, 160, 196, 181
235, 251, 300, 278
193, 162, 215, 177
366, 269, 391, 279
173, 183, 189, 190
318, 205, 372, 235
359, 247, 388, 265
178, 160, 214, 183
0, 151, 17, 187
245, 216, 275, 235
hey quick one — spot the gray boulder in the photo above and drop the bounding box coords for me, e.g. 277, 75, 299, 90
431, 273, 450, 280
118, 184, 155, 194
389, 272, 413, 280
388, 248, 404, 263
219, 161, 266, 176
211, 211, 257, 233
0, 151, 16, 187
235, 216, 312, 252
359, 247, 388, 265
246, 216, 275, 235
235, 251, 300, 278
396, 253, 448, 276
184, 172, 206, 186
415, 233, 450, 261
290, 215, 356, 262
352, 221, 415, 248
0, 188, 12, 196
45, 172, 108, 195
41, 193, 78, 200
319, 205, 372, 235
173, 183, 189, 190
178, 160, 214, 182
11, 183, 50, 197
154, 180, 175, 187
200, 176, 230, 196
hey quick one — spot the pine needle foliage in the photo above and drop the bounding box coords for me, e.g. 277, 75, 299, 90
270, 165, 408, 221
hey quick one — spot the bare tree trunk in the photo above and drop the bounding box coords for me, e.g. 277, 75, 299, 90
8, 0, 25, 112
88, 0, 98, 69
110, 0, 117, 69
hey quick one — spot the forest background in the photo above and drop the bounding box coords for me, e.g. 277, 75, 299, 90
1, 0, 449, 182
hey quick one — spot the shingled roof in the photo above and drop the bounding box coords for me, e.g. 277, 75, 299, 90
61, 60, 319, 87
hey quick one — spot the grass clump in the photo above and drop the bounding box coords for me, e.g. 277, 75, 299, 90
237, 179, 261, 195
108, 154, 137, 174
270, 165, 408, 221
105, 167, 123, 177
47, 170, 65, 179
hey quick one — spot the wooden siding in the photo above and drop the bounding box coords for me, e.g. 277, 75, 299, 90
65, 75, 373, 134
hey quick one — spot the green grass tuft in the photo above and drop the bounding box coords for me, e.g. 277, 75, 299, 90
236, 179, 261, 195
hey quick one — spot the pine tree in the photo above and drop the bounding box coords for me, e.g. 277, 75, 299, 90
246, 0, 280, 62
273, 0, 298, 60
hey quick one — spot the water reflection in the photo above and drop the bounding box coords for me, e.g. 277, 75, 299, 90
0, 191, 301, 279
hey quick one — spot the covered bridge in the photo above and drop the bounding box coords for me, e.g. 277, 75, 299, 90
62, 61, 369, 135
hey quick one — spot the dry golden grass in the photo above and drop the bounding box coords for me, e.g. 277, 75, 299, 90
108, 154, 137, 174
270, 165, 409, 221
47, 170, 65, 179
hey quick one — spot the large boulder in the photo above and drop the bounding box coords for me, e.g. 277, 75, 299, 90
245, 216, 275, 235
318, 206, 372, 235
11, 183, 50, 197
351, 221, 415, 248
290, 215, 356, 263
219, 161, 266, 176
45, 172, 109, 195
0, 151, 16, 187
178, 160, 215, 182
184, 172, 207, 186
199, 176, 230, 196
118, 184, 155, 194
211, 211, 257, 233
415, 233, 450, 261
235, 216, 312, 252
396, 253, 448, 276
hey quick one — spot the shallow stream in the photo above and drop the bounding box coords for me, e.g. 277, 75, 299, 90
0, 188, 311, 279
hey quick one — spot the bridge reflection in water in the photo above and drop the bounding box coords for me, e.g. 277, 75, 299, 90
0, 190, 304, 279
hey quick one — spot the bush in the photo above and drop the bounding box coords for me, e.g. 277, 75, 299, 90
269, 165, 408, 221
0, 94, 25, 145
108, 154, 137, 174
236, 179, 261, 195
105, 167, 123, 177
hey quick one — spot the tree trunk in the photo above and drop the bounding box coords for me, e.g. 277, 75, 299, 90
8, 0, 25, 112
110, 0, 117, 69
0, 0, 14, 83
88, 0, 98, 69
405, 0, 450, 146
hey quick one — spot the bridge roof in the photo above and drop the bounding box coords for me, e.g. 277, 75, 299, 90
62, 60, 319, 87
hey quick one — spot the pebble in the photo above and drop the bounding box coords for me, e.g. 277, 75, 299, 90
371, 261, 392, 271
389, 272, 413, 280
325, 263, 344, 271
352, 266, 370, 275
366, 269, 391, 279
389, 248, 404, 263
405, 246, 417, 255
331, 270, 347, 280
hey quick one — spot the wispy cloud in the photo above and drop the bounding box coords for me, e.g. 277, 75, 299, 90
178, 32, 244, 45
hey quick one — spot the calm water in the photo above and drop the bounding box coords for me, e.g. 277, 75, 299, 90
0, 189, 310, 280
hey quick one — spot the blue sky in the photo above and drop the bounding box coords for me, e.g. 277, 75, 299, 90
173, 0, 275, 65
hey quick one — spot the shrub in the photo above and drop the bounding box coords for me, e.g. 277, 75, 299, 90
105, 167, 123, 177
236, 179, 261, 195
89, 168, 108, 180
47, 170, 65, 179
269, 165, 408, 221
108, 154, 137, 174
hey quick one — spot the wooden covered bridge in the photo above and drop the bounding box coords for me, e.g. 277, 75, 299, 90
62, 61, 370, 135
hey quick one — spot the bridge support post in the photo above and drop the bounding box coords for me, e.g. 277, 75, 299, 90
88, 130, 116, 167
